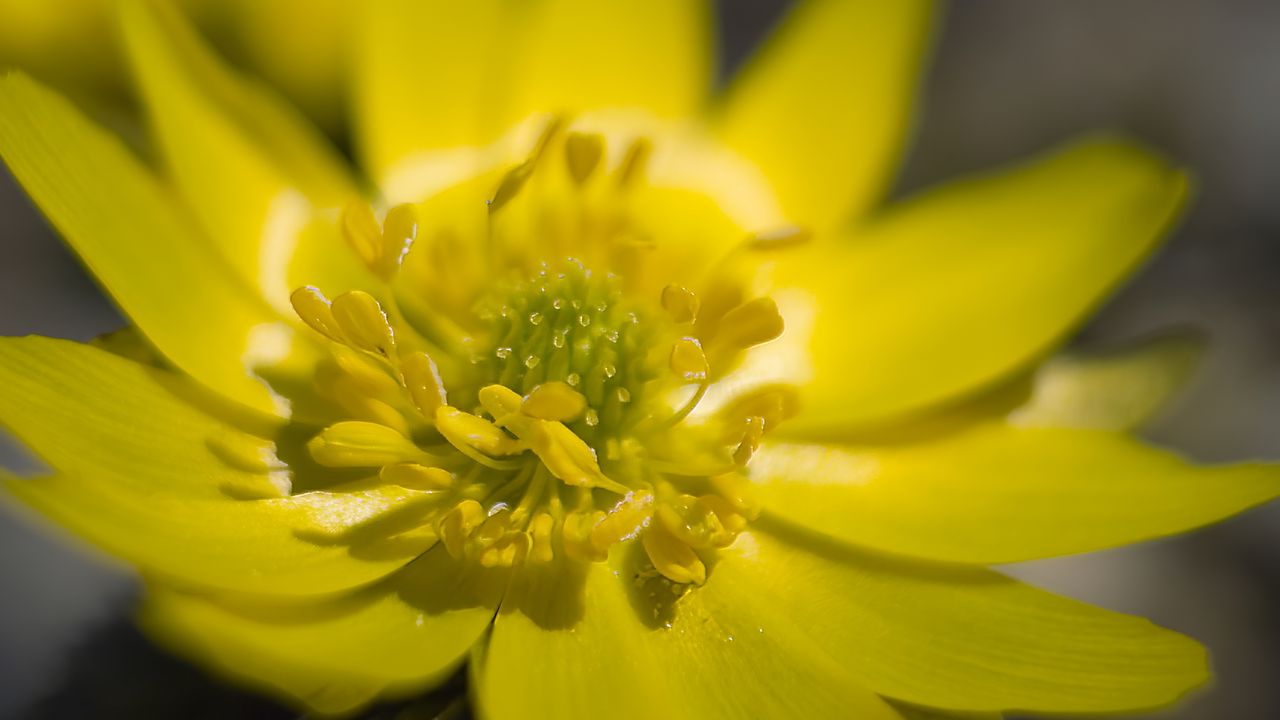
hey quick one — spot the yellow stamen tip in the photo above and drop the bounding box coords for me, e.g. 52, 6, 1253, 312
400, 352, 448, 417
669, 337, 709, 382
522, 381, 588, 421
642, 523, 706, 585
290, 285, 345, 343
341, 200, 382, 268
438, 500, 486, 559
379, 463, 454, 491
330, 290, 396, 357
565, 131, 605, 185
436, 406, 522, 457
307, 420, 427, 468
661, 284, 700, 324
717, 297, 785, 349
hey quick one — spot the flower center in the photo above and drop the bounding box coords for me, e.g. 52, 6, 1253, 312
284, 118, 801, 585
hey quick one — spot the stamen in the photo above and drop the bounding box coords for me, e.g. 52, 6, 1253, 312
641, 522, 706, 585
522, 381, 588, 421
330, 291, 396, 357
565, 131, 604, 185
290, 286, 345, 343
379, 463, 454, 491
400, 351, 448, 417
307, 421, 434, 468
661, 284, 700, 324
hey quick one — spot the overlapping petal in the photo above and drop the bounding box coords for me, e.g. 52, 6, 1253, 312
0, 337, 427, 595
753, 424, 1280, 565
769, 137, 1189, 434
715, 0, 934, 231
140, 547, 501, 715
479, 554, 905, 720
0, 73, 313, 416
118, 0, 367, 313
716, 527, 1206, 714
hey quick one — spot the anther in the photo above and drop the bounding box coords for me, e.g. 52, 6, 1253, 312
661, 284, 700, 324
642, 523, 706, 585
330, 291, 396, 357
715, 297, 785, 350
617, 137, 653, 188
307, 421, 432, 468
669, 338, 709, 382
377, 204, 418, 278
733, 416, 766, 466
522, 381, 588, 421
565, 132, 604, 185
340, 201, 383, 268
488, 161, 534, 214
438, 500, 487, 559
744, 224, 812, 252
290, 286, 345, 343
400, 352, 449, 417
379, 463, 454, 491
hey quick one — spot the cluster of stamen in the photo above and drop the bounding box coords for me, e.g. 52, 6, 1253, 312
282, 122, 800, 586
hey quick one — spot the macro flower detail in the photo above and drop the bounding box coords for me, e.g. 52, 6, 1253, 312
1, 1, 1278, 719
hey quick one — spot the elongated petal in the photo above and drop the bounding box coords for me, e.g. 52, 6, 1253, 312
140, 547, 500, 715
478, 554, 906, 720
1010, 332, 1202, 431
118, 0, 366, 313
770, 137, 1189, 434
0, 73, 312, 416
753, 425, 1280, 565
0, 337, 428, 595
715, 0, 934, 230
510, 0, 713, 120
354, 0, 521, 184
717, 527, 1207, 714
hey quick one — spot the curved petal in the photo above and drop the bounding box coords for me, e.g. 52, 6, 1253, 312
0, 337, 429, 595
478, 553, 905, 720
117, 0, 368, 313
769, 137, 1190, 434
510, 0, 713, 120
720, 526, 1207, 714
0, 73, 314, 416
353, 0, 523, 184
753, 425, 1280, 565
139, 547, 500, 716
1010, 331, 1203, 431
714, 0, 935, 231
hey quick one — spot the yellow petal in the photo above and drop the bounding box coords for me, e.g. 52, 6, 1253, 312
715, 0, 934, 230
510, 0, 713, 120
713, 528, 1207, 714
770, 137, 1189, 434
0, 73, 314, 416
0, 337, 425, 595
478, 554, 905, 720
117, 0, 367, 313
140, 546, 501, 715
353, 0, 520, 183
753, 425, 1280, 565
1010, 331, 1202, 431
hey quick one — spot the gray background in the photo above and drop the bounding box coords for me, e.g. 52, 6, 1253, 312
2, 1, 1278, 717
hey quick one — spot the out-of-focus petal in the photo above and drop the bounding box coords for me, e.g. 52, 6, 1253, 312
0, 73, 315, 416
140, 547, 501, 715
715, 0, 934, 231
753, 425, 1280, 564
0, 337, 429, 595
768, 137, 1188, 434
477, 554, 906, 720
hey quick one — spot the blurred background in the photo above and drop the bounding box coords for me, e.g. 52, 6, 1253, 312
1, 1, 1278, 718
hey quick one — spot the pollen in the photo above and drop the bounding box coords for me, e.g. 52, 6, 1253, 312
286, 120, 799, 585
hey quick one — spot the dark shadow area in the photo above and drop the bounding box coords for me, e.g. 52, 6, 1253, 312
13, 617, 472, 720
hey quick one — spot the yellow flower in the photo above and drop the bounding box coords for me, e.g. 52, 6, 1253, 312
0, 1, 1275, 718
